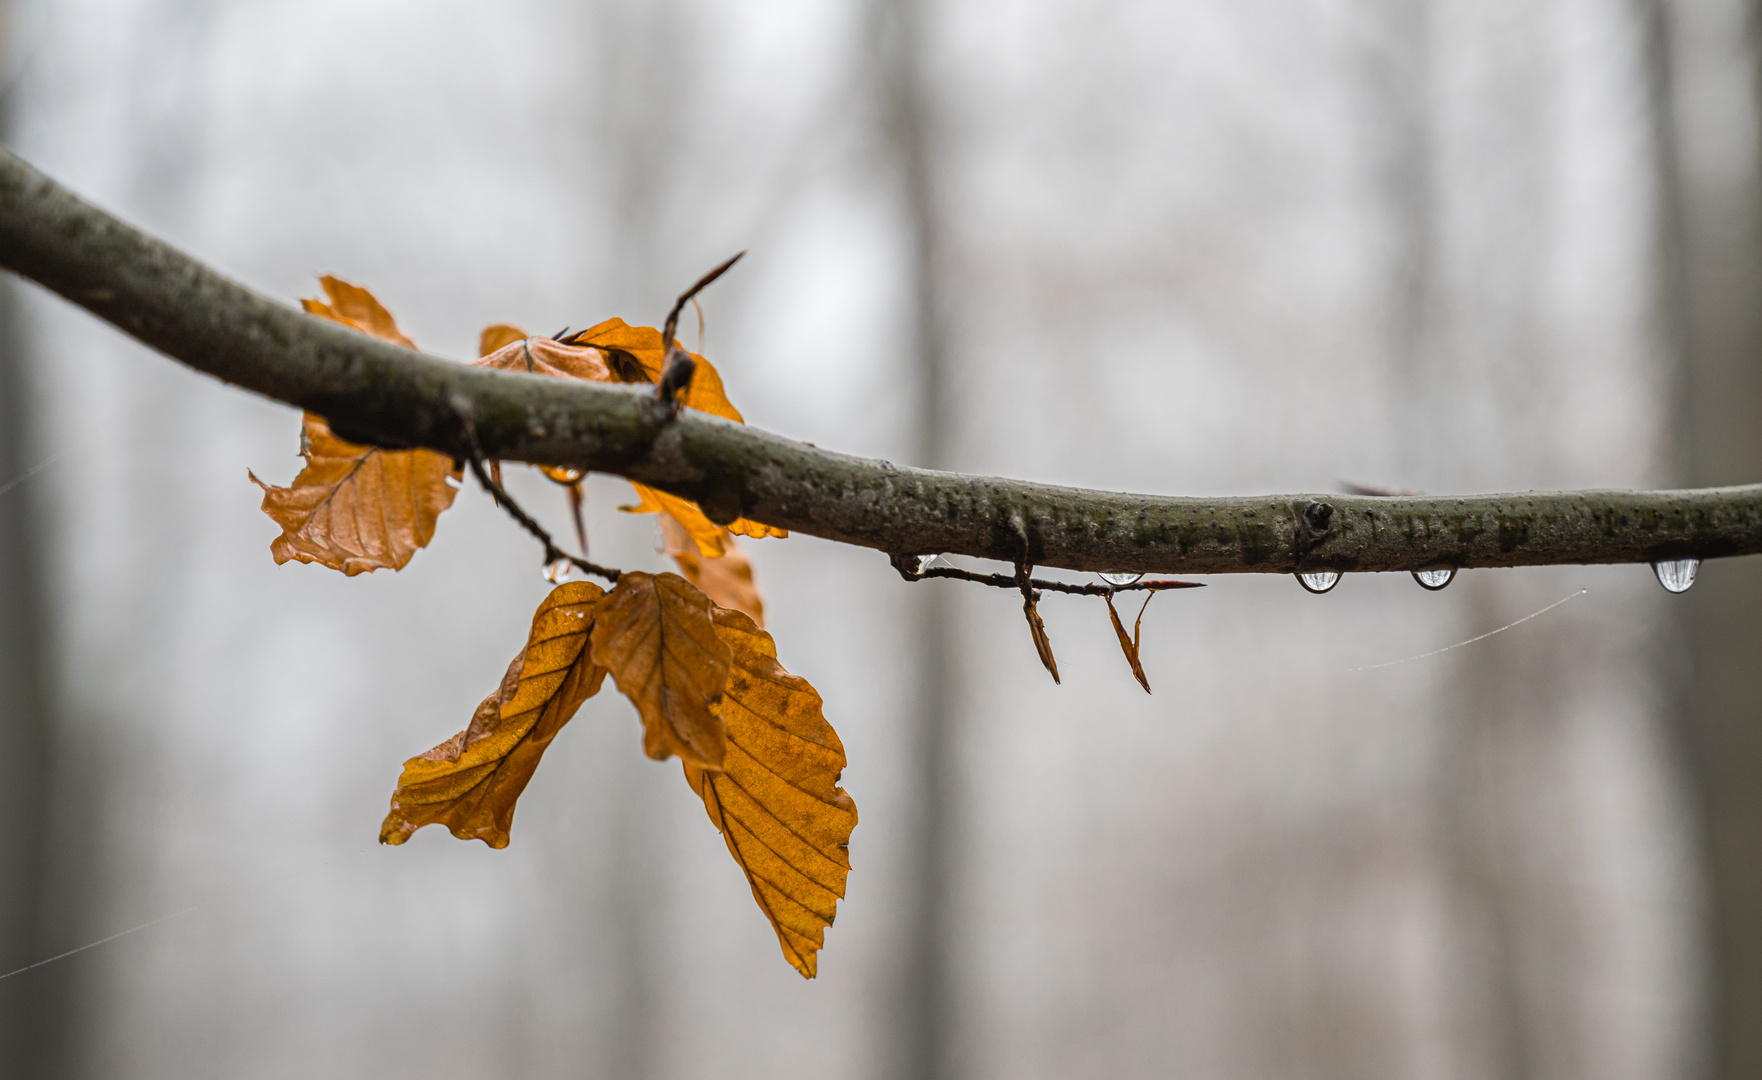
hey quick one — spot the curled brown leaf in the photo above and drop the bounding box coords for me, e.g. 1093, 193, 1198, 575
1023, 594, 1060, 684
1106, 592, 1154, 694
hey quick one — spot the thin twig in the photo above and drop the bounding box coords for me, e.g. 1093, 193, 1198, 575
889, 553, 1203, 595
661, 251, 745, 352
652, 252, 746, 422
456, 414, 622, 583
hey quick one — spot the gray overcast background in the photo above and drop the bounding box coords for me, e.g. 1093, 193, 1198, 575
2, 1, 1761, 1078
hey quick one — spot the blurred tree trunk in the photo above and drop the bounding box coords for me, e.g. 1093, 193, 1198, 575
0, 5, 57, 1073
0, 234, 55, 1080
876, 1, 960, 1078
1655, 0, 1762, 1076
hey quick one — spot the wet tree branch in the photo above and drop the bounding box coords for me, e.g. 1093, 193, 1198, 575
3, 144, 1760, 577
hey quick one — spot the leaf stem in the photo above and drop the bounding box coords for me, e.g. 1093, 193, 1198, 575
456, 414, 622, 584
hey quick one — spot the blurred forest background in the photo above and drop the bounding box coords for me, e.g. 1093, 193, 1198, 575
2, 0, 1761, 1078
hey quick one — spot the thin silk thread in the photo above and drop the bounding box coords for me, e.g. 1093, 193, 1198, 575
0, 850, 365, 981
1346, 589, 1588, 672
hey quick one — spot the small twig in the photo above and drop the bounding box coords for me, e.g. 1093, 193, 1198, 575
456, 413, 622, 583
661, 251, 745, 351
888, 553, 1202, 595
653, 252, 745, 422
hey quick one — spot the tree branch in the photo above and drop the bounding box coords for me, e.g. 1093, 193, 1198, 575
3, 144, 1759, 577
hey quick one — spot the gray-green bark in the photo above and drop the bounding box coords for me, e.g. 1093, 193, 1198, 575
2, 143, 1759, 577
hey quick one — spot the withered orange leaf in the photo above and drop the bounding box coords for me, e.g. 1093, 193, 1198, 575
1023, 594, 1061, 684
1106, 593, 1154, 694
684, 605, 857, 978
470, 327, 596, 487
661, 513, 765, 627
474, 333, 614, 382
479, 323, 528, 357
623, 484, 725, 556
591, 571, 732, 770
254, 278, 458, 574
381, 582, 607, 848
250, 413, 460, 575
566, 318, 743, 422
622, 482, 787, 552
302, 275, 415, 348
477, 322, 783, 540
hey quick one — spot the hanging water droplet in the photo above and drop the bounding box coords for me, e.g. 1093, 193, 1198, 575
1296, 570, 1341, 594
1412, 567, 1456, 591
544, 557, 574, 584
1099, 571, 1144, 586
1652, 557, 1700, 594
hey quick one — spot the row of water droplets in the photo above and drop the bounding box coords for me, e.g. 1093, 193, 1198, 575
1291, 557, 1700, 595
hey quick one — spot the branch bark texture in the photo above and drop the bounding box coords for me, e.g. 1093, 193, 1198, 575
2, 144, 1760, 576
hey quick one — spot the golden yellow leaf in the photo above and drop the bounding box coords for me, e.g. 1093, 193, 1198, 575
661, 513, 765, 627
684, 605, 857, 978
590, 571, 732, 770
302, 275, 415, 348
249, 413, 460, 575
381, 582, 607, 848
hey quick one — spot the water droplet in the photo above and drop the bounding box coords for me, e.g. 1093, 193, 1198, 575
544, 558, 574, 584
1099, 571, 1144, 586
1296, 570, 1341, 594
1652, 557, 1699, 594
1413, 567, 1456, 591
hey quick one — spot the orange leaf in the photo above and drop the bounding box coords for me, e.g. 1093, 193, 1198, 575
473, 334, 613, 382
256, 278, 458, 574
302, 275, 415, 348
661, 513, 765, 627
727, 516, 789, 541
250, 413, 460, 575
590, 571, 732, 770
381, 582, 607, 848
622, 482, 787, 552
566, 317, 744, 422
1106, 593, 1153, 693
685, 605, 857, 978
623, 484, 725, 556
478, 323, 528, 357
